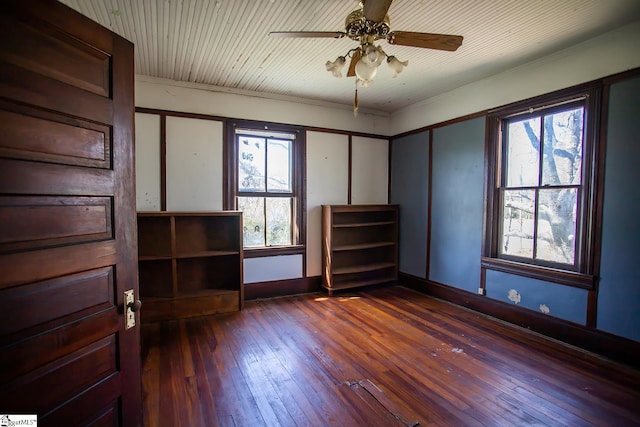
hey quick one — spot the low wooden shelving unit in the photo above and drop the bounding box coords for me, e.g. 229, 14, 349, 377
322, 204, 399, 295
137, 211, 243, 322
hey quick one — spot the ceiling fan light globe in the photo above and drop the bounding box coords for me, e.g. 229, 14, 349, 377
355, 58, 377, 84
325, 56, 346, 77
366, 46, 378, 63
361, 44, 381, 65
387, 56, 408, 77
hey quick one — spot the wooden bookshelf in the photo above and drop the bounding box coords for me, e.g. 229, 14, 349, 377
137, 211, 243, 322
321, 205, 399, 295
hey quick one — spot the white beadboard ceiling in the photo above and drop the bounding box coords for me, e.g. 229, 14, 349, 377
61, 0, 640, 113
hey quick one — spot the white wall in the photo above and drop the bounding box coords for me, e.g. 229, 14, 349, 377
390, 20, 640, 135
136, 77, 390, 136
134, 73, 391, 283
244, 255, 303, 284
134, 112, 391, 282
166, 117, 223, 211
351, 136, 389, 204
135, 113, 161, 211
306, 131, 350, 277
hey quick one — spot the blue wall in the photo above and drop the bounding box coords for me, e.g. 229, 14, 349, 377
390, 72, 640, 341
390, 132, 429, 278
596, 75, 640, 341
485, 270, 588, 325
429, 118, 485, 293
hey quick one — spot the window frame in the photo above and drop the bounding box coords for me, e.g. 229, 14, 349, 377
482, 84, 601, 289
225, 120, 306, 257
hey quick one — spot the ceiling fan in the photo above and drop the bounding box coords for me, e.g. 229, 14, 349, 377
269, 0, 463, 113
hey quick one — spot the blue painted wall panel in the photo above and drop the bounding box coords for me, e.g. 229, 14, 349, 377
597, 76, 640, 341
429, 118, 485, 292
388, 75, 639, 343
390, 132, 429, 278
485, 270, 588, 324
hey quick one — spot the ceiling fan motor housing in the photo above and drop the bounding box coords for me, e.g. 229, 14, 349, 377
345, 9, 390, 41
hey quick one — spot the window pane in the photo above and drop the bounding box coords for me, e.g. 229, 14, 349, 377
266, 197, 292, 246
238, 136, 265, 192
238, 197, 265, 247
536, 188, 577, 264
267, 139, 292, 192
506, 117, 540, 187
542, 107, 583, 186
501, 189, 535, 259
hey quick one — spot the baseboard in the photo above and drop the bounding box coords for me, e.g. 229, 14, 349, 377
244, 276, 322, 300
400, 272, 640, 369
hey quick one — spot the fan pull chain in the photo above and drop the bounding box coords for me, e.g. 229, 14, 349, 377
353, 79, 359, 117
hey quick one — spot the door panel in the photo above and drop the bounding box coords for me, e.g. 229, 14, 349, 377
0, 196, 113, 252
0, 267, 115, 337
0, 1, 140, 426
6, 335, 118, 413
0, 104, 112, 169
0, 6, 111, 96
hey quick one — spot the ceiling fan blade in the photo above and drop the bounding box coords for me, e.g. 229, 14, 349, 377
269, 31, 346, 39
388, 31, 463, 51
363, 0, 393, 23
347, 50, 361, 78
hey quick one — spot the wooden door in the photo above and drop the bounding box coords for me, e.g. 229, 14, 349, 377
0, 1, 141, 425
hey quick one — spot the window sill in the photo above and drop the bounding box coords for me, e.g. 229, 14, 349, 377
243, 245, 305, 258
481, 257, 596, 290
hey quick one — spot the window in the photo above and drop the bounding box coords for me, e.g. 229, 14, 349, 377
226, 121, 305, 251
483, 86, 600, 288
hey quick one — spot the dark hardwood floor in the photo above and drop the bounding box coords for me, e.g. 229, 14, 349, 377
141, 286, 640, 426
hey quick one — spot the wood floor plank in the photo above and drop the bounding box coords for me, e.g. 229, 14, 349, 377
209, 317, 266, 426
256, 298, 365, 427
141, 286, 640, 426
359, 289, 636, 424
185, 320, 219, 426
157, 322, 178, 426
262, 298, 377, 426
323, 295, 509, 425
228, 309, 310, 426
141, 323, 161, 427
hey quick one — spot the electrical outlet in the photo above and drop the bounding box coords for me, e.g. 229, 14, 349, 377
478, 287, 486, 296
